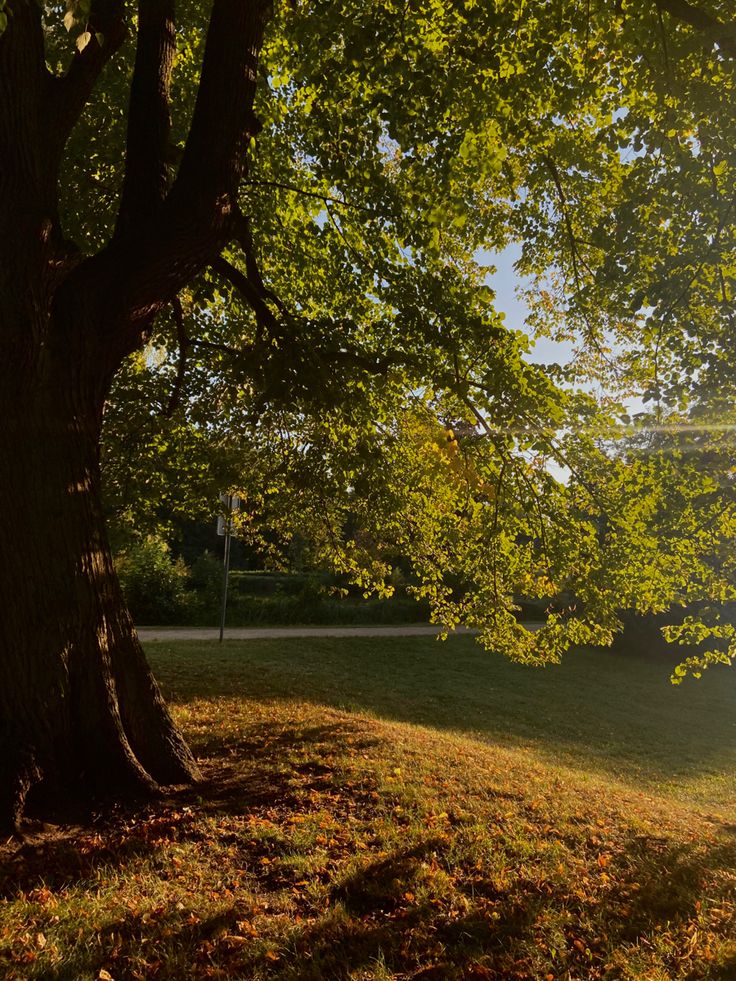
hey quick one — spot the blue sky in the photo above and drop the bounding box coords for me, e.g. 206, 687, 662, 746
483, 243, 576, 366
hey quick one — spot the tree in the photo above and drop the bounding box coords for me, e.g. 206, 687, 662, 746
1, 0, 734, 832
0, 0, 271, 831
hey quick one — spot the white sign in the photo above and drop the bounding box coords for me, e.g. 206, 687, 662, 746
217, 493, 241, 536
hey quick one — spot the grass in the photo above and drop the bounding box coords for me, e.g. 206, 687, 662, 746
153, 635, 736, 813
1, 636, 735, 980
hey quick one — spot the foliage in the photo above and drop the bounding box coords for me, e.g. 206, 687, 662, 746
605, 403, 736, 678
189, 550, 224, 611
34, 0, 736, 672
2, 636, 735, 979
116, 537, 191, 625
116, 548, 430, 627
217, 592, 429, 628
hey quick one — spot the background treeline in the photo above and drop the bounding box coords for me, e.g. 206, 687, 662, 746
115, 527, 431, 627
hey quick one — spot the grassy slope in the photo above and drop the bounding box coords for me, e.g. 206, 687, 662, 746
158, 635, 736, 813
1, 636, 735, 980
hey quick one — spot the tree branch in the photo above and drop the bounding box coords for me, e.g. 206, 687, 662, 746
655, 0, 736, 57
189, 337, 245, 357
230, 209, 292, 318
233, 211, 267, 291
0, 0, 48, 266
243, 177, 373, 212
116, 0, 176, 235
0, 0, 49, 382
0, 0, 47, 187
162, 296, 189, 417
53, 0, 272, 374
169, 0, 270, 208
210, 255, 279, 333
46, 0, 127, 157
541, 153, 620, 373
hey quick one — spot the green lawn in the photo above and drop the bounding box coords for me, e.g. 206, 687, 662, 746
150, 634, 736, 814
2, 636, 736, 980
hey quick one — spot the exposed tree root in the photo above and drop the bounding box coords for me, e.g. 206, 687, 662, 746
0, 745, 42, 839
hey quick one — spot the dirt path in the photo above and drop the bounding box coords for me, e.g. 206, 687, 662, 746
136, 624, 478, 642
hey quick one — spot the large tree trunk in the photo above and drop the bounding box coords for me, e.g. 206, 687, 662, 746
0, 0, 270, 832
0, 355, 200, 833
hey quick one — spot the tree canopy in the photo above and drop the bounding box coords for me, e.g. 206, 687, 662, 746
89, 0, 736, 670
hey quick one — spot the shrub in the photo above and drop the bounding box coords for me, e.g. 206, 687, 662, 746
116, 536, 190, 625
190, 550, 224, 607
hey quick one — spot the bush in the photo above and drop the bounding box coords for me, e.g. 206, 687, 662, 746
116, 547, 431, 628
190, 550, 224, 608
116, 536, 190, 625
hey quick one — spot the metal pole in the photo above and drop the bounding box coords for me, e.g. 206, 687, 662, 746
219, 495, 232, 643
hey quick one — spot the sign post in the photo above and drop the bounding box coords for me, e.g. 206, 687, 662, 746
217, 493, 240, 642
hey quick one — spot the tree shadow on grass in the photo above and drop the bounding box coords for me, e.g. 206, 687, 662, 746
281, 829, 736, 980
150, 637, 736, 794
0, 720, 373, 898
3, 720, 736, 980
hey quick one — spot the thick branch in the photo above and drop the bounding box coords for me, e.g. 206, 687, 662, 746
52, 0, 272, 376
116, 0, 175, 235
231, 209, 291, 317
233, 211, 268, 295
0, 0, 48, 229
170, 0, 270, 207
46, 0, 127, 156
0, 0, 48, 346
656, 0, 736, 56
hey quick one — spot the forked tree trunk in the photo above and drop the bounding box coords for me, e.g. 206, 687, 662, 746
0, 0, 270, 833
0, 351, 200, 833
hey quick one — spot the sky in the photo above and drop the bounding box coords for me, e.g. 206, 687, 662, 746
486, 243, 645, 414
482, 244, 576, 366
483, 243, 648, 481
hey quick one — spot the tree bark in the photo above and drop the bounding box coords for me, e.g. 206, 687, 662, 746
0, 351, 200, 833
0, 0, 271, 832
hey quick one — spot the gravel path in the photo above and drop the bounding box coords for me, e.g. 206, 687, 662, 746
136, 624, 477, 642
